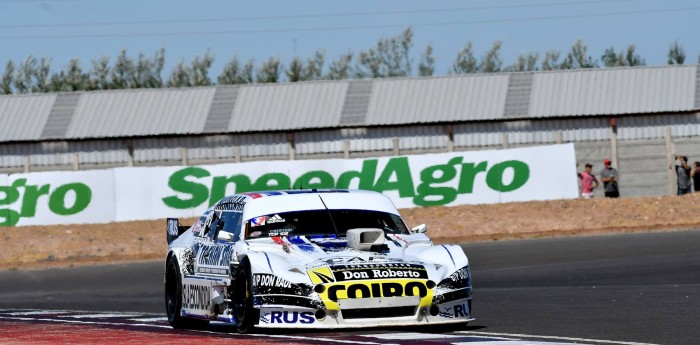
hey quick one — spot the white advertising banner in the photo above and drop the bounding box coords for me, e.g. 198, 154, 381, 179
2, 170, 115, 226
3, 144, 579, 226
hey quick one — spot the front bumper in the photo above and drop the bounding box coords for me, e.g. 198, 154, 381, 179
256, 297, 472, 329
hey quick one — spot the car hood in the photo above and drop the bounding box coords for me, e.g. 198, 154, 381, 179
242, 234, 463, 286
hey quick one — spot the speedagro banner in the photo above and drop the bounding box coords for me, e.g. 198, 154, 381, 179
1, 170, 115, 226
1, 144, 578, 226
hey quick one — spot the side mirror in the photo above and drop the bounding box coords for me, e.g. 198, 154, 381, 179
410, 224, 428, 234
218, 231, 234, 242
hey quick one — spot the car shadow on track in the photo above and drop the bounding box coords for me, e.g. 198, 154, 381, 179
205, 322, 487, 336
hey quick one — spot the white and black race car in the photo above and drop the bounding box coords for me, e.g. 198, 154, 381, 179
165, 189, 472, 332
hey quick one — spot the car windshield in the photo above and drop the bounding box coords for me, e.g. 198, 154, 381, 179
245, 209, 408, 239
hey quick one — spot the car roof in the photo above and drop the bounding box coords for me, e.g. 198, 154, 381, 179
214, 189, 401, 220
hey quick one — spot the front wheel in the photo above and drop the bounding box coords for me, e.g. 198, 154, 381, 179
165, 255, 209, 330
232, 257, 258, 333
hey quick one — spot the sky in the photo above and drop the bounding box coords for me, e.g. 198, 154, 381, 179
0, 0, 698, 80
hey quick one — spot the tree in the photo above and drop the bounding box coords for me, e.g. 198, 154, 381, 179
356, 27, 413, 78
256, 57, 282, 83
131, 48, 165, 88
219, 56, 244, 85
305, 49, 325, 80
14, 55, 37, 94
218, 56, 255, 84
111, 49, 135, 89
167, 59, 191, 88
418, 44, 435, 76
601, 47, 618, 67
451, 42, 477, 74
152, 47, 166, 87
190, 51, 214, 86
241, 59, 255, 84
601, 45, 645, 67
479, 41, 503, 73
667, 40, 686, 65
560, 39, 597, 69
89, 55, 111, 90
356, 49, 382, 78
541, 50, 561, 70
49, 72, 67, 92
1, 60, 14, 94
506, 53, 539, 72
34, 57, 52, 92
326, 52, 353, 80
64, 58, 89, 91
285, 57, 306, 82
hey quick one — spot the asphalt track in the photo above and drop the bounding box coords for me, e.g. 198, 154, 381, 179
1, 230, 699, 344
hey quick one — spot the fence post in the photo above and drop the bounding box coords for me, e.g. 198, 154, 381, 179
72, 152, 79, 171
446, 125, 454, 152
126, 141, 134, 167
180, 147, 189, 166
392, 137, 400, 156
610, 124, 618, 169
343, 140, 350, 159
23, 156, 30, 173
235, 145, 242, 163
501, 133, 509, 149
665, 126, 674, 196
555, 131, 563, 144
288, 133, 296, 160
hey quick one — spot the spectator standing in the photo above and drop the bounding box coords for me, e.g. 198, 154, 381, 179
670, 155, 692, 195
578, 163, 599, 198
692, 161, 700, 193
600, 159, 620, 198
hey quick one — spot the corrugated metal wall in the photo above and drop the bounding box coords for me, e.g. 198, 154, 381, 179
529, 66, 697, 117
2, 64, 697, 142
67, 88, 216, 138
230, 82, 348, 132
365, 75, 509, 125
0, 94, 55, 141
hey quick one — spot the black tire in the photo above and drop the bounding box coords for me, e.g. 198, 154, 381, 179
165, 255, 210, 330
232, 257, 258, 333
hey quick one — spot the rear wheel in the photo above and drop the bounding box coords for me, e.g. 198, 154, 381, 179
165, 255, 210, 330
232, 258, 258, 333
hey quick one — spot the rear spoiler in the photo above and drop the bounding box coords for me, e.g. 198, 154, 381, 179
166, 218, 189, 244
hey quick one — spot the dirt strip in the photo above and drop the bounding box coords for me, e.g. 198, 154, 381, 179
2, 194, 700, 271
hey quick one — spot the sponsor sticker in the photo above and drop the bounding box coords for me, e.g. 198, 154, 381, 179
268, 228, 291, 236
267, 214, 285, 224
251, 216, 266, 227
331, 263, 428, 281
307, 267, 336, 284
439, 301, 470, 319
260, 310, 315, 324
182, 284, 210, 311
196, 244, 233, 267
249, 231, 262, 238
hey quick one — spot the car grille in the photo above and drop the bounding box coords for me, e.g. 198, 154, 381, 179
341, 306, 416, 319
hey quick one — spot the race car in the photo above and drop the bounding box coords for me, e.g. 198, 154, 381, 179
165, 189, 472, 332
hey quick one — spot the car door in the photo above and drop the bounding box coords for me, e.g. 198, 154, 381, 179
194, 209, 242, 277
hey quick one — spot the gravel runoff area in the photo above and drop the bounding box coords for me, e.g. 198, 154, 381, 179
2, 194, 700, 270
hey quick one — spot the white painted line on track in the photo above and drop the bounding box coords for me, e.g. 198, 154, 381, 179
5, 311, 70, 316
61, 313, 142, 318
127, 317, 169, 322
452, 340, 574, 345
361, 332, 468, 340
458, 331, 660, 345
